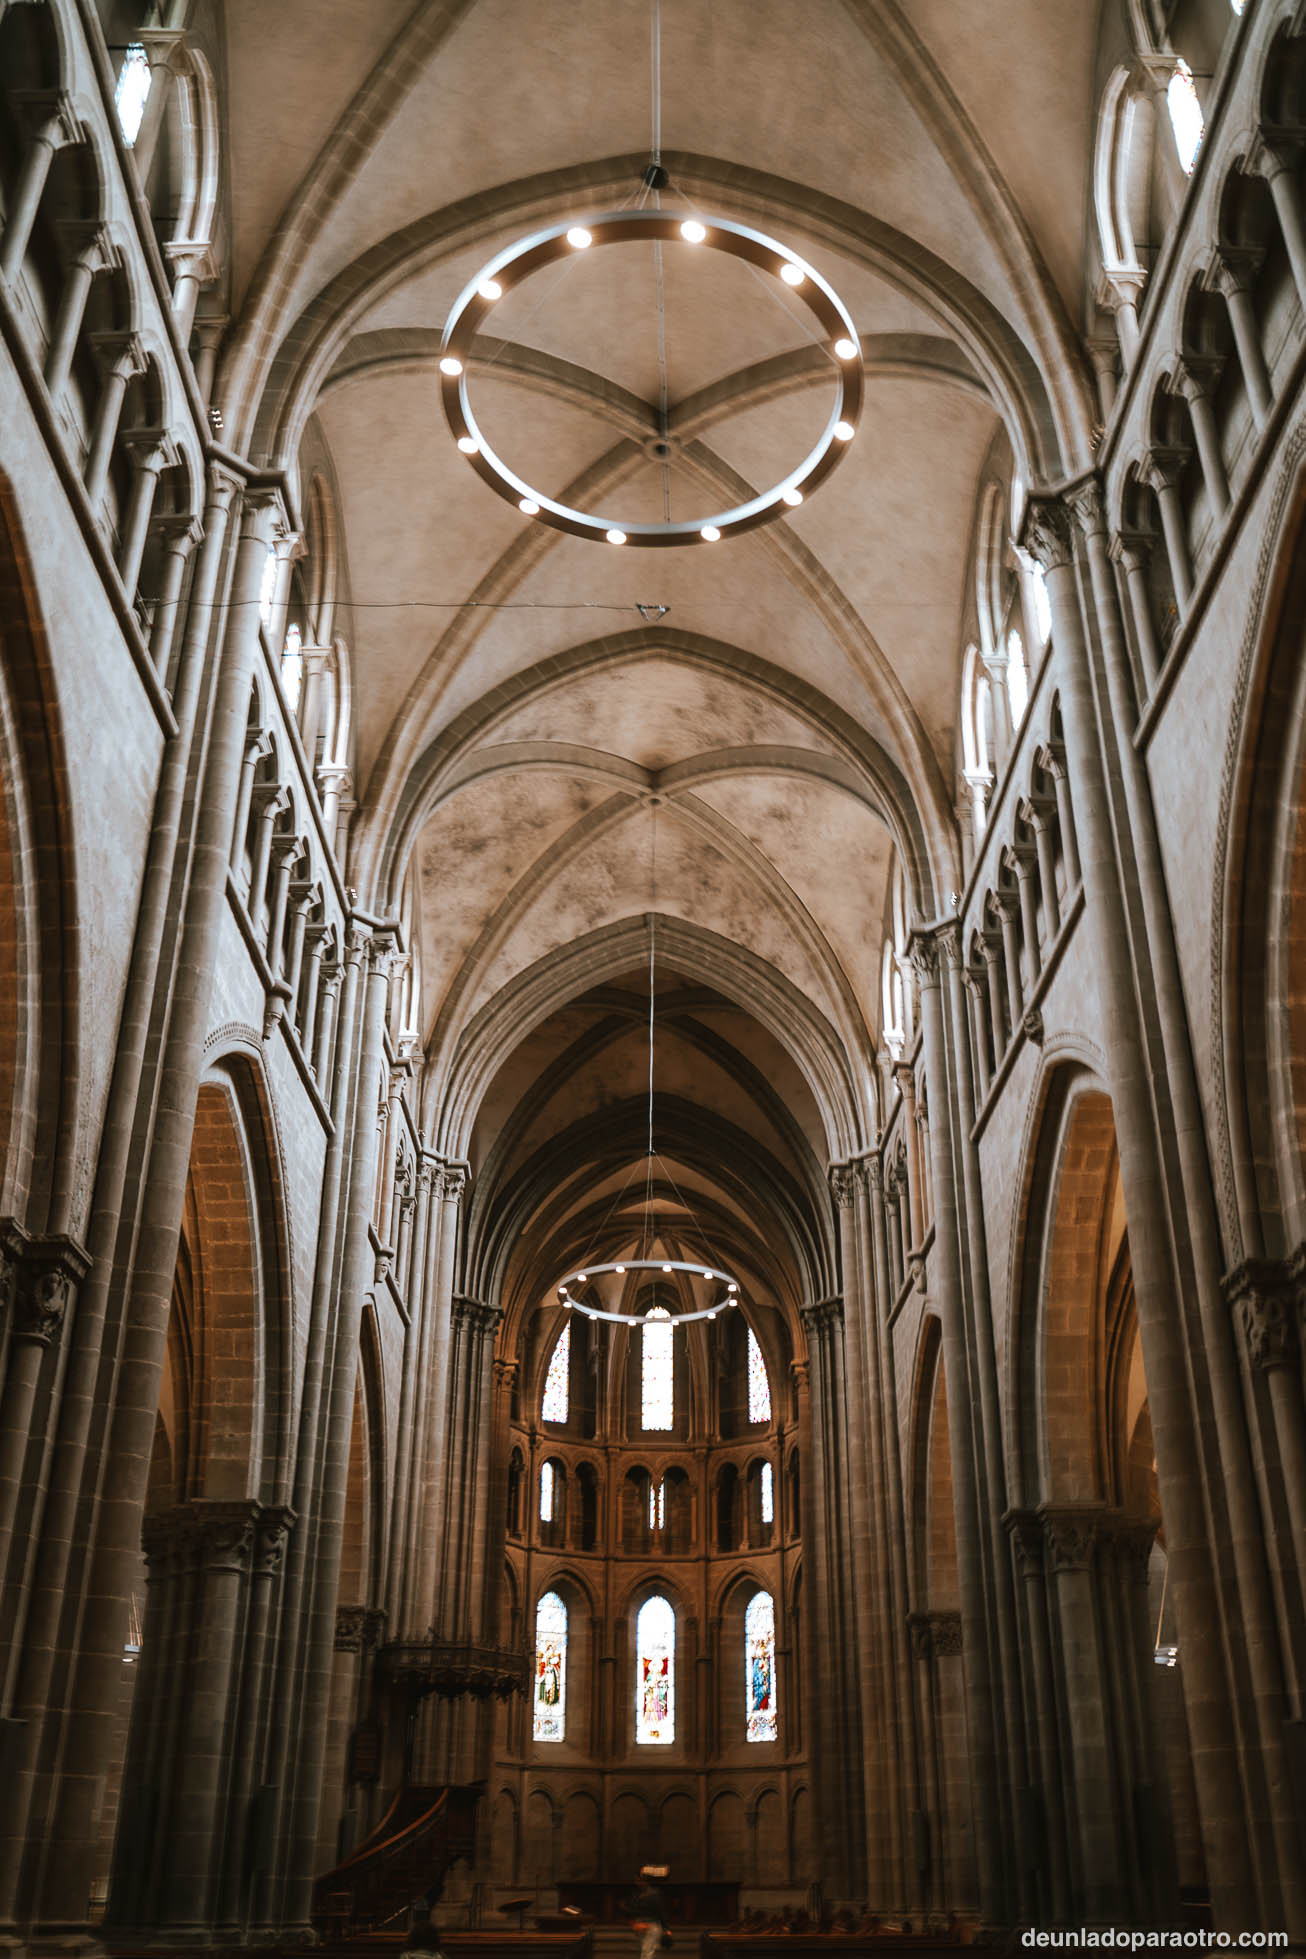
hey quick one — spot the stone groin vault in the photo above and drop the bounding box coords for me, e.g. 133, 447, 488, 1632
2, 0, 1306, 1945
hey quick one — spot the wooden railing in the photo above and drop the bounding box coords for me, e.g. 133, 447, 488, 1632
311, 1783, 480, 1935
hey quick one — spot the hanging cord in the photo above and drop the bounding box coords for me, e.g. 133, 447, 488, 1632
650, 0, 662, 169
649, 0, 671, 519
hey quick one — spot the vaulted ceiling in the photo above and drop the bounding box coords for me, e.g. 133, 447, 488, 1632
213, 0, 1105, 1239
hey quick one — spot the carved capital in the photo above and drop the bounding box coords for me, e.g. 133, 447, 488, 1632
799, 1296, 843, 1337
1171, 355, 1224, 405
1064, 475, 1107, 540
829, 1164, 858, 1210
254, 1506, 294, 1576
436, 1164, 468, 1204
1141, 446, 1191, 496
1040, 1505, 1101, 1572
1005, 1508, 1045, 1578
336, 1604, 369, 1653
1225, 1258, 1299, 1371
929, 1609, 963, 1656
4, 1228, 90, 1347
1020, 496, 1074, 573
908, 932, 939, 989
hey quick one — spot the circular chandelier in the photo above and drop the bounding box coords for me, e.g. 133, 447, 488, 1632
437, 207, 864, 548
557, 1256, 741, 1326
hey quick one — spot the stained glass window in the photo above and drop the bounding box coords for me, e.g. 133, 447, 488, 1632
648, 1477, 664, 1530
1030, 562, 1052, 647
1167, 60, 1203, 175
745, 1591, 778, 1742
281, 624, 303, 713
636, 1595, 675, 1744
760, 1461, 774, 1525
747, 1327, 771, 1423
642, 1310, 673, 1430
114, 44, 152, 146
543, 1322, 570, 1422
258, 549, 278, 629
540, 1459, 554, 1523
533, 1591, 567, 1742
1006, 630, 1029, 727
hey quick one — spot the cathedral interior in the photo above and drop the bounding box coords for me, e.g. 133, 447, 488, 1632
3, 0, 1306, 1947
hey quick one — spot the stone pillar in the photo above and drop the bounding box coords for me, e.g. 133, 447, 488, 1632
1141, 452, 1193, 612
166, 242, 216, 344
118, 431, 179, 599
1005, 1514, 1071, 1924
0, 91, 80, 286
1023, 795, 1061, 938
1248, 132, 1306, 313
1172, 360, 1229, 518
1021, 493, 1263, 1924
83, 330, 145, 506
1096, 266, 1145, 369
0, 1232, 89, 1584
1108, 531, 1162, 697
799, 1297, 864, 1896
192, 315, 226, 407
1086, 338, 1119, 421
0, 463, 243, 1938
1204, 249, 1273, 430
911, 932, 1005, 1920
1226, 1260, 1306, 1588
409, 1164, 468, 1637
1007, 843, 1042, 985
1039, 739, 1080, 890
147, 515, 203, 681
44, 221, 117, 400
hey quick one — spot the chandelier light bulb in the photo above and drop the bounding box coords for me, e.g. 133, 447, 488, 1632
700, 525, 721, 542
519, 497, 540, 514
834, 420, 855, 441
616, 1264, 626, 1273
457, 435, 479, 453
477, 278, 502, 300
439, 355, 463, 376
782, 488, 803, 506
680, 219, 707, 243
662, 1263, 673, 1272
779, 260, 804, 285
606, 528, 627, 545
566, 226, 593, 249
834, 337, 857, 360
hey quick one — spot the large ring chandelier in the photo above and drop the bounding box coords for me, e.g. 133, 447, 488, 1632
438, 207, 863, 547
557, 1257, 740, 1327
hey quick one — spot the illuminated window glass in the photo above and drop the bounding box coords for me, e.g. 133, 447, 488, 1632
1030, 563, 1052, 648
542, 1322, 570, 1422
1167, 60, 1203, 175
747, 1327, 771, 1423
760, 1461, 774, 1525
648, 1477, 664, 1530
281, 623, 303, 713
114, 43, 152, 146
636, 1595, 675, 1744
533, 1591, 567, 1743
540, 1459, 554, 1523
746, 1591, 778, 1741
642, 1311, 673, 1429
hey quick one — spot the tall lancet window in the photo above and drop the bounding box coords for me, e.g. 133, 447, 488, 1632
542, 1322, 570, 1422
636, 1595, 675, 1744
642, 1311, 674, 1429
533, 1591, 567, 1743
745, 1590, 778, 1742
747, 1327, 771, 1423
539, 1459, 555, 1523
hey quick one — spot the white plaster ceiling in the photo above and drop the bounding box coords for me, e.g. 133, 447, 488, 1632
217, 0, 1103, 1263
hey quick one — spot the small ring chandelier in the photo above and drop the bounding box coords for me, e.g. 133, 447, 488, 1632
437, 207, 864, 547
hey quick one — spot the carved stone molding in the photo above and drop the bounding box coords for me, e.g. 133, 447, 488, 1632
1021, 1007, 1045, 1048
1, 1225, 91, 1347
829, 1164, 858, 1210
254, 1506, 294, 1576
1005, 1508, 1045, 1578
451, 1295, 500, 1337
907, 1609, 963, 1661
799, 1297, 844, 1338
1065, 474, 1107, 539
336, 1604, 369, 1653
436, 1164, 468, 1204
141, 1499, 261, 1574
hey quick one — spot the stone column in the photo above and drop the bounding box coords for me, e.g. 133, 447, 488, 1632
1021, 493, 1262, 1923
1096, 266, 1145, 369
0, 463, 244, 1939
83, 331, 145, 506
192, 316, 227, 407
1038, 739, 1080, 889
166, 241, 216, 344
118, 431, 179, 599
1226, 1261, 1306, 1587
1108, 531, 1162, 697
246, 783, 288, 928
0, 1233, 89, 1584
1005, 1515, 1070, 1923
894, 1068, 924, 1251
1248, 132, 1306, 313
1204, 249, 1273, 430
0, 90, 79, 285
409, 1164, 468, 1633
1086, 339, 1119, 422
911, 933, 1004, 1920
1172, 360, 1229, 518
963, 966, 991, 1101
1023, 796, 1060, 938
1007, 843, 1042, 986
1141, 451, 1193, 612
995, 890, 1024, 1020
220, 1507, 293, 1933
44, 221, 117, 399
283, 927, 397, 1927
980, 929, 1007, 1063
147, 515, 203, 681
799, 1297, 864, 1896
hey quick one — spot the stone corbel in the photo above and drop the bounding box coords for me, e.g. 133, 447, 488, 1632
1224, 1257, 1299, 1372
2, 1224, 91, 1347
